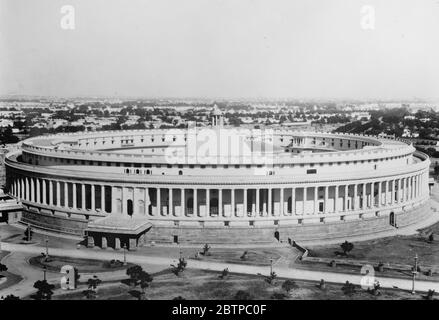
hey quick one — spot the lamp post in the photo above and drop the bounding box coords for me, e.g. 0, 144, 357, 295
45, 237, 49, 258
270, 258, 273, 275
411, 253, 418, 294
123, 244, 127, 266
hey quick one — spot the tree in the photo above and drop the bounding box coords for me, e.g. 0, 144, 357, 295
126, 265, 143, 286
219, 268, 229, 279
282, 279, 298, 293
201, 243, 211, 256
340, 241, 354, 256
271, 292, 289, 300
32, 280, 55, 300
171, 257, 187, 276
424, 289, 436, 300
368, 281, 381, 296
0, 263, 7, 273
2, 294, 20, 300
23, 226, 33, 241
265, 271, 277, 285
240, 251, 248, 261
341, 281, 356, 296
82, 275, 102, 300
234, 290, 253, 300
138, 271, 153, 299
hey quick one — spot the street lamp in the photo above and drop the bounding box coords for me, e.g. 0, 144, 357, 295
411, 253, 418, 294
270, 258, 273, 275
45, 237, 49, 259
123, 244, 127, 266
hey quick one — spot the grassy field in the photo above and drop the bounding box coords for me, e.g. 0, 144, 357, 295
0, 251, 23, 292
52, 268, 432, 300
28, 255, 134, 273
307, 222, 439, 268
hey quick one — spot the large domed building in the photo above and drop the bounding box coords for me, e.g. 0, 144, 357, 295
4, 109, 433, 249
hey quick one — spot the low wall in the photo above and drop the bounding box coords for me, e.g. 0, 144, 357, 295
146, 202, 432, 244
18, 200, 433, 244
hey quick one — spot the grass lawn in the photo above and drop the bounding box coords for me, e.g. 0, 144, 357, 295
28, 255, 134, 273
51, 268, 433, 300
0, 250, 23, 291
195, 249, 282, 266
307, 223, 439, 268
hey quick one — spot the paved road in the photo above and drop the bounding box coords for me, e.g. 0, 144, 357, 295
1, 241, 438, 297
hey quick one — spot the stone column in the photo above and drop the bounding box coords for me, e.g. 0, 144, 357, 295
231, 189, 235, 217
361, 183, 367, 210
256, 188, 260, 216
42, 179, 47, 205
268, 188, 272, 216
169, 188, 173, 216
314, 186, 318, 214
324, 186, 328, 214
81, 184, 86, 209
48, 180, 54, 205
101, 185, 105, 212
157, 188, 161, 216
279, 188, 283, 216
72, 183, 77, 209
397, 178, 401, 202
101, 237, 108, 249
30, 178, 35, 202
416, 175, 421, 198
91, 184, 95, 211
390, 180, 396, 204
180, 188, 185, 216
64, 182, 69, 208
114, 238, 121, 250
344, 185, 349, 211
218, 188, 223, 217
291, 187, 296, 215
377, 181, 382, 207
334, 185, 339, 213
400, 178, 404, 202
56, 181, 60, 207
353, 184, 358, 210
410, 177, 413, 200
193, 188, 197, 217
206, 189, 210, 217
21, 178, 25, 200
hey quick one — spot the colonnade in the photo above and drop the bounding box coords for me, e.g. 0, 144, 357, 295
8, 171, 429, 219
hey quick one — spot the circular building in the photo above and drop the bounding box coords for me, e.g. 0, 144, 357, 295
4, 121, 432, 248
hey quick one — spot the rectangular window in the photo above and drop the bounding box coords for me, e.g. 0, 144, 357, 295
307, 169, 317, 174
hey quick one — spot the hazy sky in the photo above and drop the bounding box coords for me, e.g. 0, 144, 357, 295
1, 0, 439, 100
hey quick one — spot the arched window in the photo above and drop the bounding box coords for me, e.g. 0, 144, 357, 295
178, 170, 183, 175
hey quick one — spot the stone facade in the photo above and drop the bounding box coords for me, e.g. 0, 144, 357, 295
4, 129, 432, 244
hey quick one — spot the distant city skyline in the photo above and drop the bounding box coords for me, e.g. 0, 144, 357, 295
1, 0, 439, 100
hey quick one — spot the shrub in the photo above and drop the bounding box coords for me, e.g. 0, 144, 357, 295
341, 281, 356, 295
234, 290, 253, 300
282, 279, 298, 293
271, 292, 289, 300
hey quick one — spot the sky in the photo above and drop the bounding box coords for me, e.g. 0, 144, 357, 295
1, 0, 439, 100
